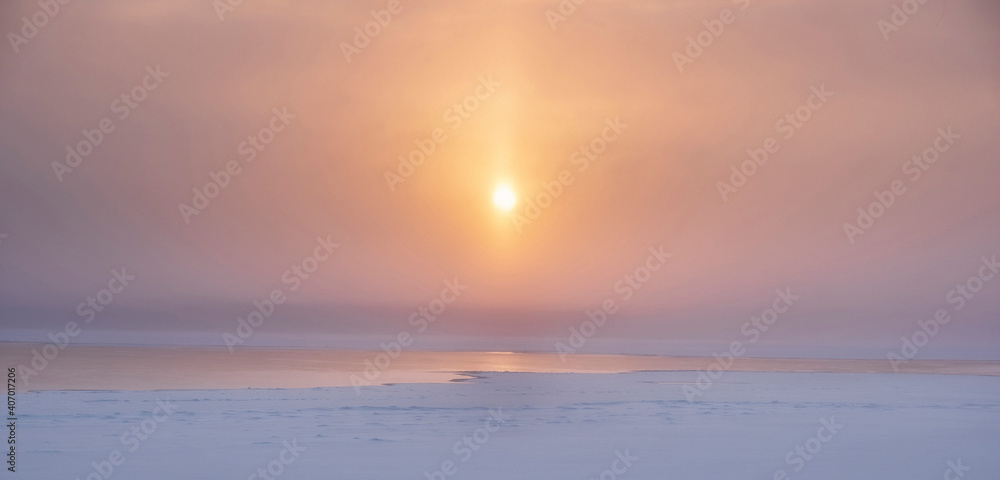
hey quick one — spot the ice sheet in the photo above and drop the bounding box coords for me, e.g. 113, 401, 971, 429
12, 371, 1000, 479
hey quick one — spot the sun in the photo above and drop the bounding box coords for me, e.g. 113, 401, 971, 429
492, 185, 517, 211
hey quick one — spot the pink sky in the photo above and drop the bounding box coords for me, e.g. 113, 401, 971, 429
1, 0, 999, 358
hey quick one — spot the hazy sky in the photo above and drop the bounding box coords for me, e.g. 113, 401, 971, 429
1, 0, 999, 357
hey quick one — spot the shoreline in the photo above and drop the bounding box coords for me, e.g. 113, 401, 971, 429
4, 343, 1000, 392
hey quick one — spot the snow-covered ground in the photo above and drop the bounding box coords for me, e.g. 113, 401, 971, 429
12, 371, 1000, 479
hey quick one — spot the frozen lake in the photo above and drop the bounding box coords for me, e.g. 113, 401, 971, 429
3, 345, 999, 479
10, 371, 1000, 480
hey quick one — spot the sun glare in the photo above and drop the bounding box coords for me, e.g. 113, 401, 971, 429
493, 185, 517, 211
